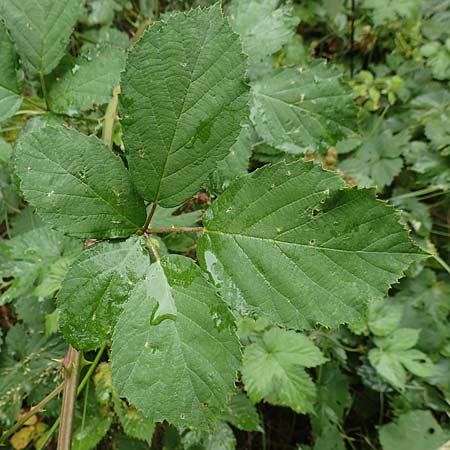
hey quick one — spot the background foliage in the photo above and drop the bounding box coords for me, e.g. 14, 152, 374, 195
0, 0, 449, 449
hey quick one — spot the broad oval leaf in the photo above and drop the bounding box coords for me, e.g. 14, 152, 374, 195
58, 236, 150, 350
1, 0, 83, 75
198, 161, 423, 330
112, 255, 241, 430
227, 0, 299, 65
48, 44, 127, 115
120, 5, 248, 207
15, 124, 146, 238
0, 22, 22, 122
250, 60, 357, 153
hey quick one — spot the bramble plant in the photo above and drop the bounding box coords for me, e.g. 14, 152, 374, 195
1, 1, 450, 450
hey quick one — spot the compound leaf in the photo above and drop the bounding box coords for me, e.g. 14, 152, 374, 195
0, 22, 22, 122
227, 0, 299, 65
198, 160, 423, 330
242, 327, 327, 413
0, 0, 83, 75
58, 236, 149, 350
15, 124, 146, 238
120, 6, 248, 207
250, 60, 356, 153
112, 255, 241, 430
48, 44, 127, 115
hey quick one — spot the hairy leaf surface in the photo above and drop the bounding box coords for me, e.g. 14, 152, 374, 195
198, 161, 423, 329
0, 22, 22, 122
15, 124, 146, 238
250, 61, 357, 153
0, 0, 83, 75
112, 255, 240, 430
58, 237, 149, 350
242, 327, 327, 413
120, 6, 248, 206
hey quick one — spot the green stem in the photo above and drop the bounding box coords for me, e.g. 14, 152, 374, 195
37, 417, 61, 450
57, 346, 81, 450
39, 71, 50, 110
148, 226, 204, 234
0, 383, 64, 444
389, 186, 444, 201
14, 110, 46, 116
102, 86, 120, 149
432, 254, 450, 275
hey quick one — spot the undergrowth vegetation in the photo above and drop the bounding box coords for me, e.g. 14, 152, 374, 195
0, 1, 449, 449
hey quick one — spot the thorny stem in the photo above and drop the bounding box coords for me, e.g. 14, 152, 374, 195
37, 344, 106, 450
102, 86, 120, 149
0, 383, 64, 444
142, 202, 158, 232
57, 346, 81, 450
148, 226, 204, 234
39, 71, 50, 110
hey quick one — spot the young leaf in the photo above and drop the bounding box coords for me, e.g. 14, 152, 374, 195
58, 236, 149, 350
198, 160, 423, 330
15, 124, 146, 238
379, 410, 447, 450
48, 44, 127, 115
112, 255, 241, 430
1, 0, 83, 75
369, 328, 436, 389
0, 22, 22, 122
227, 0, 299, 65
250, 60, 357, 153
120, 5, 248, 207
221, 393, 262, 432
242, 327, 327, 413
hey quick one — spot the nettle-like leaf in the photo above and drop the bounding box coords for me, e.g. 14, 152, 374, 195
250, 60, 357, 153
120, 5, 248, 207
15, 124, 146, 238
227, 0, 299, 65
0, 0, 83, 75
112, 255, 241, 430
47, 44, 127, 115
0, 21, 22, 122
369, 328, 436, 389
198, 160, 423, 330
242, 327, 327, 414
58, 236, 149, 350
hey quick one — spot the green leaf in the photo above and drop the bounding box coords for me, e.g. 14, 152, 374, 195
0, 0, 83, 75
0, 22, 22, 122
250, 61, 356, 153
47, 44, 126, 115
227, 0, 299, 65
15, 124, 146, 238
379, 410, 447, 450
362, 0, 419, 27
339, 129, 409, 189
369, 329, 436, 389
0, 224, 81, 305
198, 161, 422, 330
120, 6, 248, 207
112, 255, 241, 430
221, 392, 262, 432
368, 300, 404, 336
242, 327, 327, 413
58, 236, 149, 350
209, 125, 252, 192
72, 415, 113, 450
